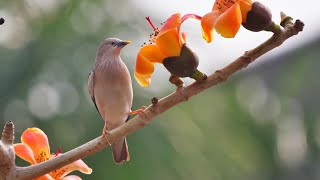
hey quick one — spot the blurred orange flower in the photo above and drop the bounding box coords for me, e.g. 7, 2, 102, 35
201, 0, 253, 42
134, 13, 201, 87
14, 128, 92, 180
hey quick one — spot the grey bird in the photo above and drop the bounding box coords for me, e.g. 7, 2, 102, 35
88, 38, 134, 164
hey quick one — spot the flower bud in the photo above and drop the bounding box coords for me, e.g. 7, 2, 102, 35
163, 43, 199, 78
242, 1, 272, 32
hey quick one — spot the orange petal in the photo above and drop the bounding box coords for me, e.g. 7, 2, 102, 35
181, 13, 202, 24
215, 2, 242, 38
156, 29, 181, 56
61, 175, 82, 180
21, 128, 50, 164
134, 52, 155, 87
139, 45, 166, 63
213, 0, 236, 12
243, 0, 253, 4
50, 158, 92, 179
134, 72, 151, 87
239, 0, 253, 23
35, 174, 55, 180
201, 11, 221, 43
14, 143, 37, 164
156, 13, 183, 56
178, 14, 201, 44
181, 32, 187, 44
158, 13, 181, 38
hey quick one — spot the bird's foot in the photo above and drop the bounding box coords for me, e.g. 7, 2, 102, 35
129, 106, 147, 119
102, 125, 111, 146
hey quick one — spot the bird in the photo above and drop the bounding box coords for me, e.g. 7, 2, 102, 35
88, 37, 139, 164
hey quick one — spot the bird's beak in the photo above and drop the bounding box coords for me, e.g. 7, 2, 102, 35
115, 40, 131, 47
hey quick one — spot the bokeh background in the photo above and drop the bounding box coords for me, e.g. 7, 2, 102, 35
0, 0, 319, 179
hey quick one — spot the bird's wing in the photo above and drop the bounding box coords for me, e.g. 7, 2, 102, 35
88, 70, 102, 117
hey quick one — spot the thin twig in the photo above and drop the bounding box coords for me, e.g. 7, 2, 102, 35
10, 19, 304, 179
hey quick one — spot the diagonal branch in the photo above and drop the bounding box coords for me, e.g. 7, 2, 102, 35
12, 19, 304, 179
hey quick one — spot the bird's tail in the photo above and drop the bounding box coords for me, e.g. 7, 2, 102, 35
112, 137, 130, 164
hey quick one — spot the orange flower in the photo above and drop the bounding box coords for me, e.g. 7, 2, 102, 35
14, 128, 92, 180
201, 0, 253, 42
134, 13, 201, 87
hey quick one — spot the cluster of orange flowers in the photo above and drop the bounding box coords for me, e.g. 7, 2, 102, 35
134, 0, 272, 87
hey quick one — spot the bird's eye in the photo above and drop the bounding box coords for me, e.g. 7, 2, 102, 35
110, 42, 115, 46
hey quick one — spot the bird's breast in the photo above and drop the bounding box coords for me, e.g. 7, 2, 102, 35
93, 57, 133, 128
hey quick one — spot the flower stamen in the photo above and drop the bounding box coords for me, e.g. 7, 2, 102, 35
146, 16, 157, 31
55, 147, 62, 157
37, 151, 49, 163
215, 0, 236, 12
142, 16, 161, 47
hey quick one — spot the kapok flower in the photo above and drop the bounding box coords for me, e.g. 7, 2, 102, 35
14, 128, 92, 180
201, 0, 253, 42
134, 13, 201, 87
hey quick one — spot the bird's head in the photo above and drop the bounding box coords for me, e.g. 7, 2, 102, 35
96, 38, 130, 59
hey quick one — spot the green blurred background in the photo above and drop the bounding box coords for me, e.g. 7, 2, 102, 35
0, 0, 319, 179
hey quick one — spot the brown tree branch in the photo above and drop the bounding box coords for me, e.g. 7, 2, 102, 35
0, 122, 16, 180
1, 17, 303, 180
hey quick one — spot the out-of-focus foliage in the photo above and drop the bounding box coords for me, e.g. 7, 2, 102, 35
0, 0, 319, 180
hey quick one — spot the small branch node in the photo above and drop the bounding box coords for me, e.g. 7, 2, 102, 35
203, 74, 208, 80
215, 70, 228, 82
176, 86, 189, 102
151, 97, 159, 105
293, 19, 305, 33
242, 55, 253, 67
